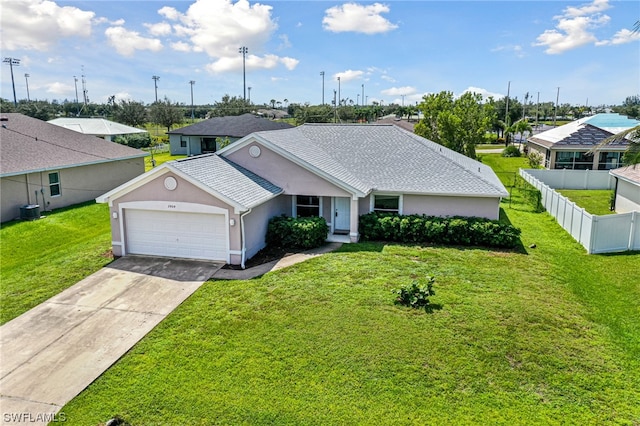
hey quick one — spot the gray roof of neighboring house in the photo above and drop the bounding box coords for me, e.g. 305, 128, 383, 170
48, 117, 147, 136
528, 113, 639, 149
0, 113, 147, 177
610, 165, 640, 185
249, 124, 508, 197
168, 113, 293, 138
170, 154, 282, 209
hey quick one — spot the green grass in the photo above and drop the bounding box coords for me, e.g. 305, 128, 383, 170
557, 189, 614, 216
0, 202, 112, 324
58, 174, 639, 424
145, 152, 186, 171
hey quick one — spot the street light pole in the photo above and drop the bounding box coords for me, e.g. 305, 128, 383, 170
189, 80, 195, 121
24, 73, 30, 102
362, 84, 365, 106
320, 71, 325, 105
239, 46, 248, 101
3, 57, 20, 106
152, 75, 160, 102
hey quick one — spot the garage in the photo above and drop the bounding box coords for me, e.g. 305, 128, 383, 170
124, 209, 228, 261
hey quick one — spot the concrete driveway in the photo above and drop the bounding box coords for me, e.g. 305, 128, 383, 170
0, 256, 221, 425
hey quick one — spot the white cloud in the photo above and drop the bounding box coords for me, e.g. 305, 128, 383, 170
334, 69, 365, 82
278, 34, 292, 50
381, 86, 417, 96
206, 54, 299, 73
46, 81, 73, 95
105, 26, 163, 56
491, 44, 525, 58
145, 22, 172, 36
380, 74, 396, 83
0, 0, 95, 51
171, 41, 192, 52
459, 86, 503, 100
533, 0, 612, 54
323, 3, 398, 34
596, 28, 640, 46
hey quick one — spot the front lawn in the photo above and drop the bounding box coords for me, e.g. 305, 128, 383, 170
60, 205, 640, 423
557, 189, 614, 216
0, 202, 112, 324
145, 152, 186, 171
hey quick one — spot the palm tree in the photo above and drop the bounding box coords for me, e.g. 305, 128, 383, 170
590, 125, 640, 166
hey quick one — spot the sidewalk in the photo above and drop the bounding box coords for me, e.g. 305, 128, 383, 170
212, 242, 342, 280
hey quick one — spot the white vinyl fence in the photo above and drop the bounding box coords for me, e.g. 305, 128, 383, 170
520, 169, 640, 254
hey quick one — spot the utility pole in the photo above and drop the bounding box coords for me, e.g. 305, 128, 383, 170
73, 76, 79, 116
554, 87, 560, 127
248, 86, 252, 104
337, 76, 341, 107
320, 71, 325, 105
535, 91, 540, 130
189, 80, 195, 121
239, 46, 248, 101
3, 57, 20, 106
362, 84, 365, 106
24, 73, 30, 102
333, 90, 337, 123
152, 75, 160, 102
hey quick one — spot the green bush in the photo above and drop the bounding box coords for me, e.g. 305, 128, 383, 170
393, 276, 436, 311
502, 145, 521, 157
114, 133, 152, 149
359, 213, 521, 248
266, 215, 329, 249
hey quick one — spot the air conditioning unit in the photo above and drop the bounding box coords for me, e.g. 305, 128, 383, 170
20, 204, 41, 220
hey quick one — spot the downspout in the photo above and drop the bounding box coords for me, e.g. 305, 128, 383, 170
25, 174, 32, 205
240, 208, 252, 269
611, 176, 618, 212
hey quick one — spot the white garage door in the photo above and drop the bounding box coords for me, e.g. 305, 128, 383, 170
125, 209, 228, 261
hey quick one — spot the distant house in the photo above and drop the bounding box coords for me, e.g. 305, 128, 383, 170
48, 117, 147, 141
1, 113, 147, 222
527, 113, 640, 170
609, 166, 640, 213
168, 113, 293, 156
98, 124, 508, 267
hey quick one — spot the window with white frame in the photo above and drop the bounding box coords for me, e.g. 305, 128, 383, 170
49, 172, 61, 196
295, 195, 320, 217
373, 195, 400, 213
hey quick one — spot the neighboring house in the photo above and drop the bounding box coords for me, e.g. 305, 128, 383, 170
527, 113, 640, 170
609, 166, 640, 213
48, 117, 147, 141
1, 113, 147, 222
97, 124, 508, 267
168, 113, 293, 156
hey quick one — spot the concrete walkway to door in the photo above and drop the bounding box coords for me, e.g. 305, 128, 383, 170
0, 256, 221, 425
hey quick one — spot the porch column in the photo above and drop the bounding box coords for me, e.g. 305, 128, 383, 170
349, 197, 359, 242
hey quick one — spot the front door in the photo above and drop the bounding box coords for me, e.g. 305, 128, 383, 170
334, 197, 350, 233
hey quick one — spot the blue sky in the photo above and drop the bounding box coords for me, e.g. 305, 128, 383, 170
1, 0, 639, 108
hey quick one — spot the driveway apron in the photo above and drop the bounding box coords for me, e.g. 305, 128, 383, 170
0, 256, 221, 425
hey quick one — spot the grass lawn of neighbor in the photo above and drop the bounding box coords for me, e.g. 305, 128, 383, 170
557, 189, 615, 216
2, 154, 638, 424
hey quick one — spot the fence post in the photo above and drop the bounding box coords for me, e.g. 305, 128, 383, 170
629, 211, 637, 251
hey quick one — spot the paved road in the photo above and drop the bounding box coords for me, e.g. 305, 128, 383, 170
0, 256, 221, 425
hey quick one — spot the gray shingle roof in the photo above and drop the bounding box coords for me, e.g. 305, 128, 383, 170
168, 113, 293, 138
1, 113, 147, 177
48, 117, 147, 136
251, 124, 508, 197
170, 154, 282, 209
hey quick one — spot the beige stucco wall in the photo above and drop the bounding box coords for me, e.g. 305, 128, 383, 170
107, 170, 241, 258
615, 180, 640, 213
226, 143, 352, 197
1, 158, 144, 223
403, 194, 500, 220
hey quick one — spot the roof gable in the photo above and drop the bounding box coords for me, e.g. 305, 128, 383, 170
168, 113, 293, 138
0, 113, 147, 177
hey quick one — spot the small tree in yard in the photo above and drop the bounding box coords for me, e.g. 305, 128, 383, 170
149, 97, 184, 133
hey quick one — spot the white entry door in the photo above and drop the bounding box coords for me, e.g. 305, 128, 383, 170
334, 197, 351, 232
124, 209, 228, 261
